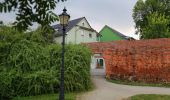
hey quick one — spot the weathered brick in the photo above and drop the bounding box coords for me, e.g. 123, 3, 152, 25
85, 38, 170, 83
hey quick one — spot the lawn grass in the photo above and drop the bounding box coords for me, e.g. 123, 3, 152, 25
13, 80, 95, 100
108, 79, 170, 88
130, 94, 170, 100
13, 93, 76, 100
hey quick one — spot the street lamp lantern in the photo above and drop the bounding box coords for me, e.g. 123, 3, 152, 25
59, 7, 70, 100
59, 7, 70, 26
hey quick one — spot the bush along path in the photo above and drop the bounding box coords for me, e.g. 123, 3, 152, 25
0, 26, 92, 99
77, 76, 170, 100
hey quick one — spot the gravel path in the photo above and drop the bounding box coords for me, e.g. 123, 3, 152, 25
77, 76, 170, 100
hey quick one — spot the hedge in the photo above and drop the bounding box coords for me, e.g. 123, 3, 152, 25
0, 29, 92, 99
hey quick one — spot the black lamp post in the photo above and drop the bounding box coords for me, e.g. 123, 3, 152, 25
59, 7, 70, 100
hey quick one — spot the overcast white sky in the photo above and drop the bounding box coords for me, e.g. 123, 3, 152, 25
0, 0, 139, 39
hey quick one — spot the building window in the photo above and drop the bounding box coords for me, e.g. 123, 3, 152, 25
89, 33, 92, 38
81, 31, 84, 36
82, 23, 84, 26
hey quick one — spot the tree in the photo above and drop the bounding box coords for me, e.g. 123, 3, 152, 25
142, 12, 170, 39
0, 0, 66, 31
133, 0, 170, 39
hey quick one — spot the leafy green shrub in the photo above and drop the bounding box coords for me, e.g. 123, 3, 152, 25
0, 71, 13, 100
22, 70, 60, 96
0, 26, 22, 43
0, 26, 22, 66
64, 45, 92, 91
0, 36, 92, 99
0, 42, 10, 66
48, 44, 92, 92
6, 39, 49, 72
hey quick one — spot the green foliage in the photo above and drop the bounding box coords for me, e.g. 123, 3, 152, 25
32, 25, 55, 43
0, 71, 13, 99
130, 94, 170, 100
14, 93, 76, 100
133, 0, 170, 39
47, 44, 92, 92
108, 79, 170, 88
0, 26, 22, 42
0, 42, 10, 66
24, 30, 46, 44
0, 0, 66, 31
6, 39, 49, 72
0, 28, 92, 99
0, 26, 22, 66
142, 12, 170, 39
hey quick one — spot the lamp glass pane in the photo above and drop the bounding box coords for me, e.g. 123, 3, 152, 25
59, 15, 70, 26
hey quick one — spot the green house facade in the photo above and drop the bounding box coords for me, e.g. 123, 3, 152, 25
98, 25, 133, 42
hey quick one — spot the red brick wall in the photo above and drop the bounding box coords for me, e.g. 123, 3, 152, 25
86, 38, 170, 83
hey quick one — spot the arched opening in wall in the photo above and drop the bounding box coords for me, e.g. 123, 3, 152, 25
96, 58, 104, 69
91, 53, 106, 76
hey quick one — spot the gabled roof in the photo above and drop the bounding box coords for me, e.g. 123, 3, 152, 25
52, 17, 84, 35
100, 25, 134, 40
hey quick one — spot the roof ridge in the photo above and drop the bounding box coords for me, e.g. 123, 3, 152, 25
52, 17, 85, 36
53, 17, 84, 27
99, 25, 132, 40
69, 17, 85, 22
106, 25, 126, 37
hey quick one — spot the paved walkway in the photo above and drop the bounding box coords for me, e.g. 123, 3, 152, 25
77, 76, 170, 100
